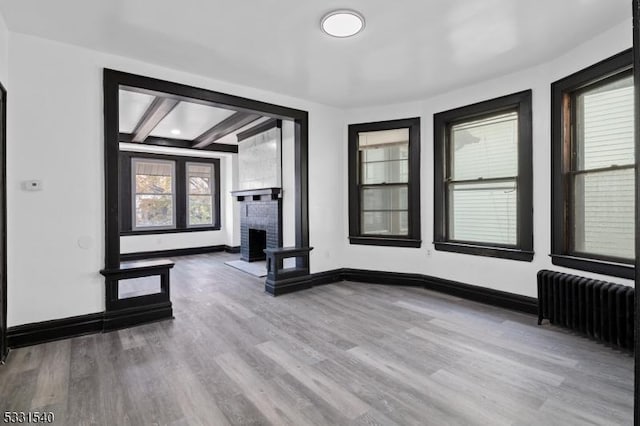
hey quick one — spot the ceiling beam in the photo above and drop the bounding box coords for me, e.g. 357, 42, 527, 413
131, 97, 180, 143
237, 118, 281, 142
192, 112, 261, 148
119, 132, 238, 153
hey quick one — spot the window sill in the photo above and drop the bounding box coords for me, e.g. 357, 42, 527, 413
121, 226, 221, 236
349, 236, 422, 248
434, 242, 534, 261
550, 254, 634, 280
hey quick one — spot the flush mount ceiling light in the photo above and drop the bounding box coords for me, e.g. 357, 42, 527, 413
170, 129, 181, 136
321, 10, 365, 38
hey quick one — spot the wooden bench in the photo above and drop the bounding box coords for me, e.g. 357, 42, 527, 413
99, 259, 175, 330
263, 247, 313, 296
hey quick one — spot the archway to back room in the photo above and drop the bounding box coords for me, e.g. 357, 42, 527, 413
102, 70, 309, 326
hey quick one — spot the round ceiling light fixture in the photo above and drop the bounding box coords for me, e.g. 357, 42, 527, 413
170, 129, 181, 136
321, 10, 365, 38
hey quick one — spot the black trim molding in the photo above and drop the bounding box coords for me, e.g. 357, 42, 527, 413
0, 82, 6, 363
7, 313, 105, 348
434, 242, 534, 262
433, 90, 534, 262
551, 254, 634, 280
347, 117, 421, 247
550, 49, 633, 279
237, 118, 281, 142
273, 268, 537, 315
102, 302, 173, 332
119, 133, 239, 154
6, 266, 537, 348
349, 237, 421, 248
104, 69, 309, 272
119, 151, 221, 235
633, 1, 640, 421
6, 306, 175, 349
120, 245, 227, 261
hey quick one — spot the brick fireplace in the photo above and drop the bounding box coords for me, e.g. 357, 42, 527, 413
231, 188, 282, 262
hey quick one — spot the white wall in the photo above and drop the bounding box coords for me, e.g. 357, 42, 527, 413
282, 120, 295, 248
6, 33, 344, 326
225, 155, 240, 248
0, 11, 7, 86
342, 20, 634, 298
5, 18, 632, 326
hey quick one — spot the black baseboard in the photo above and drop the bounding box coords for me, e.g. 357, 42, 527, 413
420, 274, 537, 314
266, 269, 344, 296
6, 267, 536, 349
7, 312, 104, 348
266, 276, 312, 296
120, 245, 226, 261
103, 302, 173, 332
279, 268, 537, 315
225, 245, 241, 253
6, 303, 174, 348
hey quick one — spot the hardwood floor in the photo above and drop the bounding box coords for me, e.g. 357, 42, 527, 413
0, 252, 634, 425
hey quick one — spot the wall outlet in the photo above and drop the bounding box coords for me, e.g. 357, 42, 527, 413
22, 180, 43, 191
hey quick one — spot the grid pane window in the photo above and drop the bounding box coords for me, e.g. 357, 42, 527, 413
571, 73, 634, 261
133, 159, 175, 229
187, 163, 214, 227
447, 111, 519, 245
349, 118, 420, 247
434, 90, 532, 261
359, 128, 409, 236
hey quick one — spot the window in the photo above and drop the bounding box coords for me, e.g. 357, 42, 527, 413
348, 118, 421, 247
434, 90, 533, 261
551, 50, 634, 279
187, 163, 215, 227
120, 152, 220, 234
132, 159, 176, 230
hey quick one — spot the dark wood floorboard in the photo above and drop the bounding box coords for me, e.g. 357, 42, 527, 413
0, 252, 634, 425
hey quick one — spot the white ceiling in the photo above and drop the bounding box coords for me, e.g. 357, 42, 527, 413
118, 90, 155, 133
119, 89, 264, 145
149, 101, 235, 140
0, 0, 630, 108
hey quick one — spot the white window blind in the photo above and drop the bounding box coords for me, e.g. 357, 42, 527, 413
187, 162, 214, 227
573, 74, 634, 260
132, 158, 176, 229
448, 111, 518, 245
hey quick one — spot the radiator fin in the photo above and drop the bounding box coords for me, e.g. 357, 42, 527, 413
537, 270, 634, 351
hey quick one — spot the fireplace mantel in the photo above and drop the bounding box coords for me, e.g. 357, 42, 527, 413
233, 188, 283, 262
231, 187, 282, 202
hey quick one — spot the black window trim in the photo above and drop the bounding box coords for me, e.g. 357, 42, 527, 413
130, 157, 177, 232
551, 48, 634, 279
433, 90, 534, 261
185, 161, 217, 229
119, 151, 221, 236
348, 117, 421, 248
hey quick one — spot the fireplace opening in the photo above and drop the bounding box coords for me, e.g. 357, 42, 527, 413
248, 228, 267, 262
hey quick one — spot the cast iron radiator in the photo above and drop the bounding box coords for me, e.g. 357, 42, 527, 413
537, 270, 634, 351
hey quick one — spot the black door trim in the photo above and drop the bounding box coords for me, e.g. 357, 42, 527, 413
633, 0, 639, 422
103, 69, 310, 270
0, 81, 7, 363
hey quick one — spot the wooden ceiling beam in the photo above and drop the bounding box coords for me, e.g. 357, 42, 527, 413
119, 132, 238, 153
192, 112, 261, 148
131, 97, 180, 143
